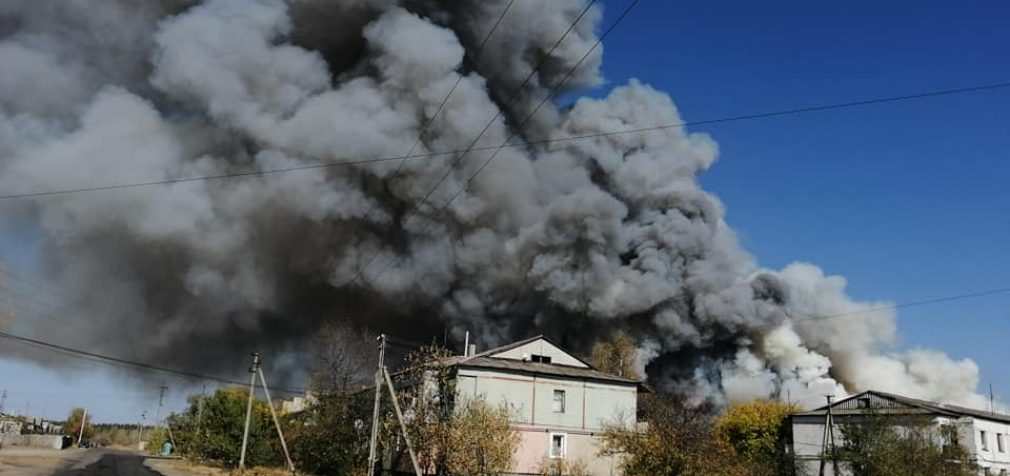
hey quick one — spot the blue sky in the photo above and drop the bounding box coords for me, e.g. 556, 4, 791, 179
597, 0, 1010, 400
3, 0, 1010, 422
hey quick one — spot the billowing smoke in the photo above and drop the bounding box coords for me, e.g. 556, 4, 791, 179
0, 0, 988, 408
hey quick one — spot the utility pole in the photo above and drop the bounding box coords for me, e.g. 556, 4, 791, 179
192, 384, 206, 455
382, 367, 422, 476
237, 352, 296, 473
154, 385, 166, 433
819, 395, 840, 476
239, 352, 260, 471
990, 384, 995, 415
137, 411, 147, 447
256, 359, 296, 473
366, 334, 387, 475
76, 408, 88, 447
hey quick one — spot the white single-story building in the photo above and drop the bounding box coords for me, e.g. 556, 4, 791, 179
791, 390, 1010, 476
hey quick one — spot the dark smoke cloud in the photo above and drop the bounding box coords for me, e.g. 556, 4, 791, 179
0, 0, 988, 407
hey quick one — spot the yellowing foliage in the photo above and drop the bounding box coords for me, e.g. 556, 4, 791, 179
715, 400, 796, 458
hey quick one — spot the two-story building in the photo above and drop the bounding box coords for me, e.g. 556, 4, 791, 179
443, 335, 645, 476
791, 390, 1010, 475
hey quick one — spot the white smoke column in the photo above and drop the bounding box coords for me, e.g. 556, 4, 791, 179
0, 0, 991, 408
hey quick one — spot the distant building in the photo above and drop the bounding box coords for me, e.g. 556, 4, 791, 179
0, 413, 23, 435
791, 390, 1010, 475
277, 393, 317, 415
438, 335, 646, 476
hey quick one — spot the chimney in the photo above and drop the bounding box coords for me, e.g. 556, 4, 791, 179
468, 344, 477, 357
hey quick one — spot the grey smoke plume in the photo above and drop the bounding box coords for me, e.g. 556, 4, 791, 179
0, 0, 988, 408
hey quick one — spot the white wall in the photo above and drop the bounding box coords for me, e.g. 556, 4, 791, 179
967, 417, 1010, 473
792, 415, 1010, 475
456, 367, 637, 475
492, 339, 590, 368
456, 368, 636, 431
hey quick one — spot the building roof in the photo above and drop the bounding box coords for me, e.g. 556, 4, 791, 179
456, 356, 642, 386
793, 390, 1010, 425
446, 335, 646, 388
468, 334, 596, 369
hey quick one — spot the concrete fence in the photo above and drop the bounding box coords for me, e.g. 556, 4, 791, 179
0, 433, 67, 449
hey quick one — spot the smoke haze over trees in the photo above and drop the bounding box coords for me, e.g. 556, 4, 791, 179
0, 0, 991, 407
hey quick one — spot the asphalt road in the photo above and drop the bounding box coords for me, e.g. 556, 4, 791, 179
0, 448, 171, 476
53, 450, 162, 476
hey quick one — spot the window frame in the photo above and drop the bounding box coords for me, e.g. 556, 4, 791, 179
552, 389, 566, 413
549, 432, 567, 459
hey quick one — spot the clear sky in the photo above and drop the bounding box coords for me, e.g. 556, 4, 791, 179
2, 0, 1010, 422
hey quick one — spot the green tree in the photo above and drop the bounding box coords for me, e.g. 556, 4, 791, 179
835, 412, 977, 476
64, 407, 94, 444
287, 392, 372, 476
166, 388, 284, 468
713, 400, 800, 476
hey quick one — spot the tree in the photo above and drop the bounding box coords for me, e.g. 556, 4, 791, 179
64, 408, 94, 444
536, 457, 591, 476
166, 388, 284, 468
381, 343, 520, 476
309, 322, 375, 396
599, 394, 748, 476
834, 412, 977, 476
590, 331, 640, 379
713, 400, 800, 476
445, 399, 520, 476
283, 322, 376, 475
385, 343, 457, 475
287, 392, 373, 476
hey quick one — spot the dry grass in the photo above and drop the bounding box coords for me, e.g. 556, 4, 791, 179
146, 458, 294, 476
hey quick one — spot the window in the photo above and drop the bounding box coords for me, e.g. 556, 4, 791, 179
999, 469, 1006, 476
532, 354, 552, 364
857, 397, 871, 409
553, 390, 566, 413
999, 433, 1005, 452
549, 433, 567, 458
981, 430, 989, 451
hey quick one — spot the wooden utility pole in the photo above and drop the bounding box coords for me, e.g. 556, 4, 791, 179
366, 334, 387, 475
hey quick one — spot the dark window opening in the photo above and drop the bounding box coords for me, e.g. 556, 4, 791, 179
531, 354, 552, 364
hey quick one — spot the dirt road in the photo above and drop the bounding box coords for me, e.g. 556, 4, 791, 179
0, 448, 183, 476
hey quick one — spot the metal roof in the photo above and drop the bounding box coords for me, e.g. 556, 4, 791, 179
793, 390, 1010, 425
455, 356, 643, 386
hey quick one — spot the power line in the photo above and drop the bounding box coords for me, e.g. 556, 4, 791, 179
0, 329, 306, 395
337, 0, 601, 286
444, 0, 643, 209
358, 0, 638, 285
790, 285, 1010, 322
0, 80, 1006, 202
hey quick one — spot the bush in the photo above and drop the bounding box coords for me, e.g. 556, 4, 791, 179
163, 388, 285, 468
